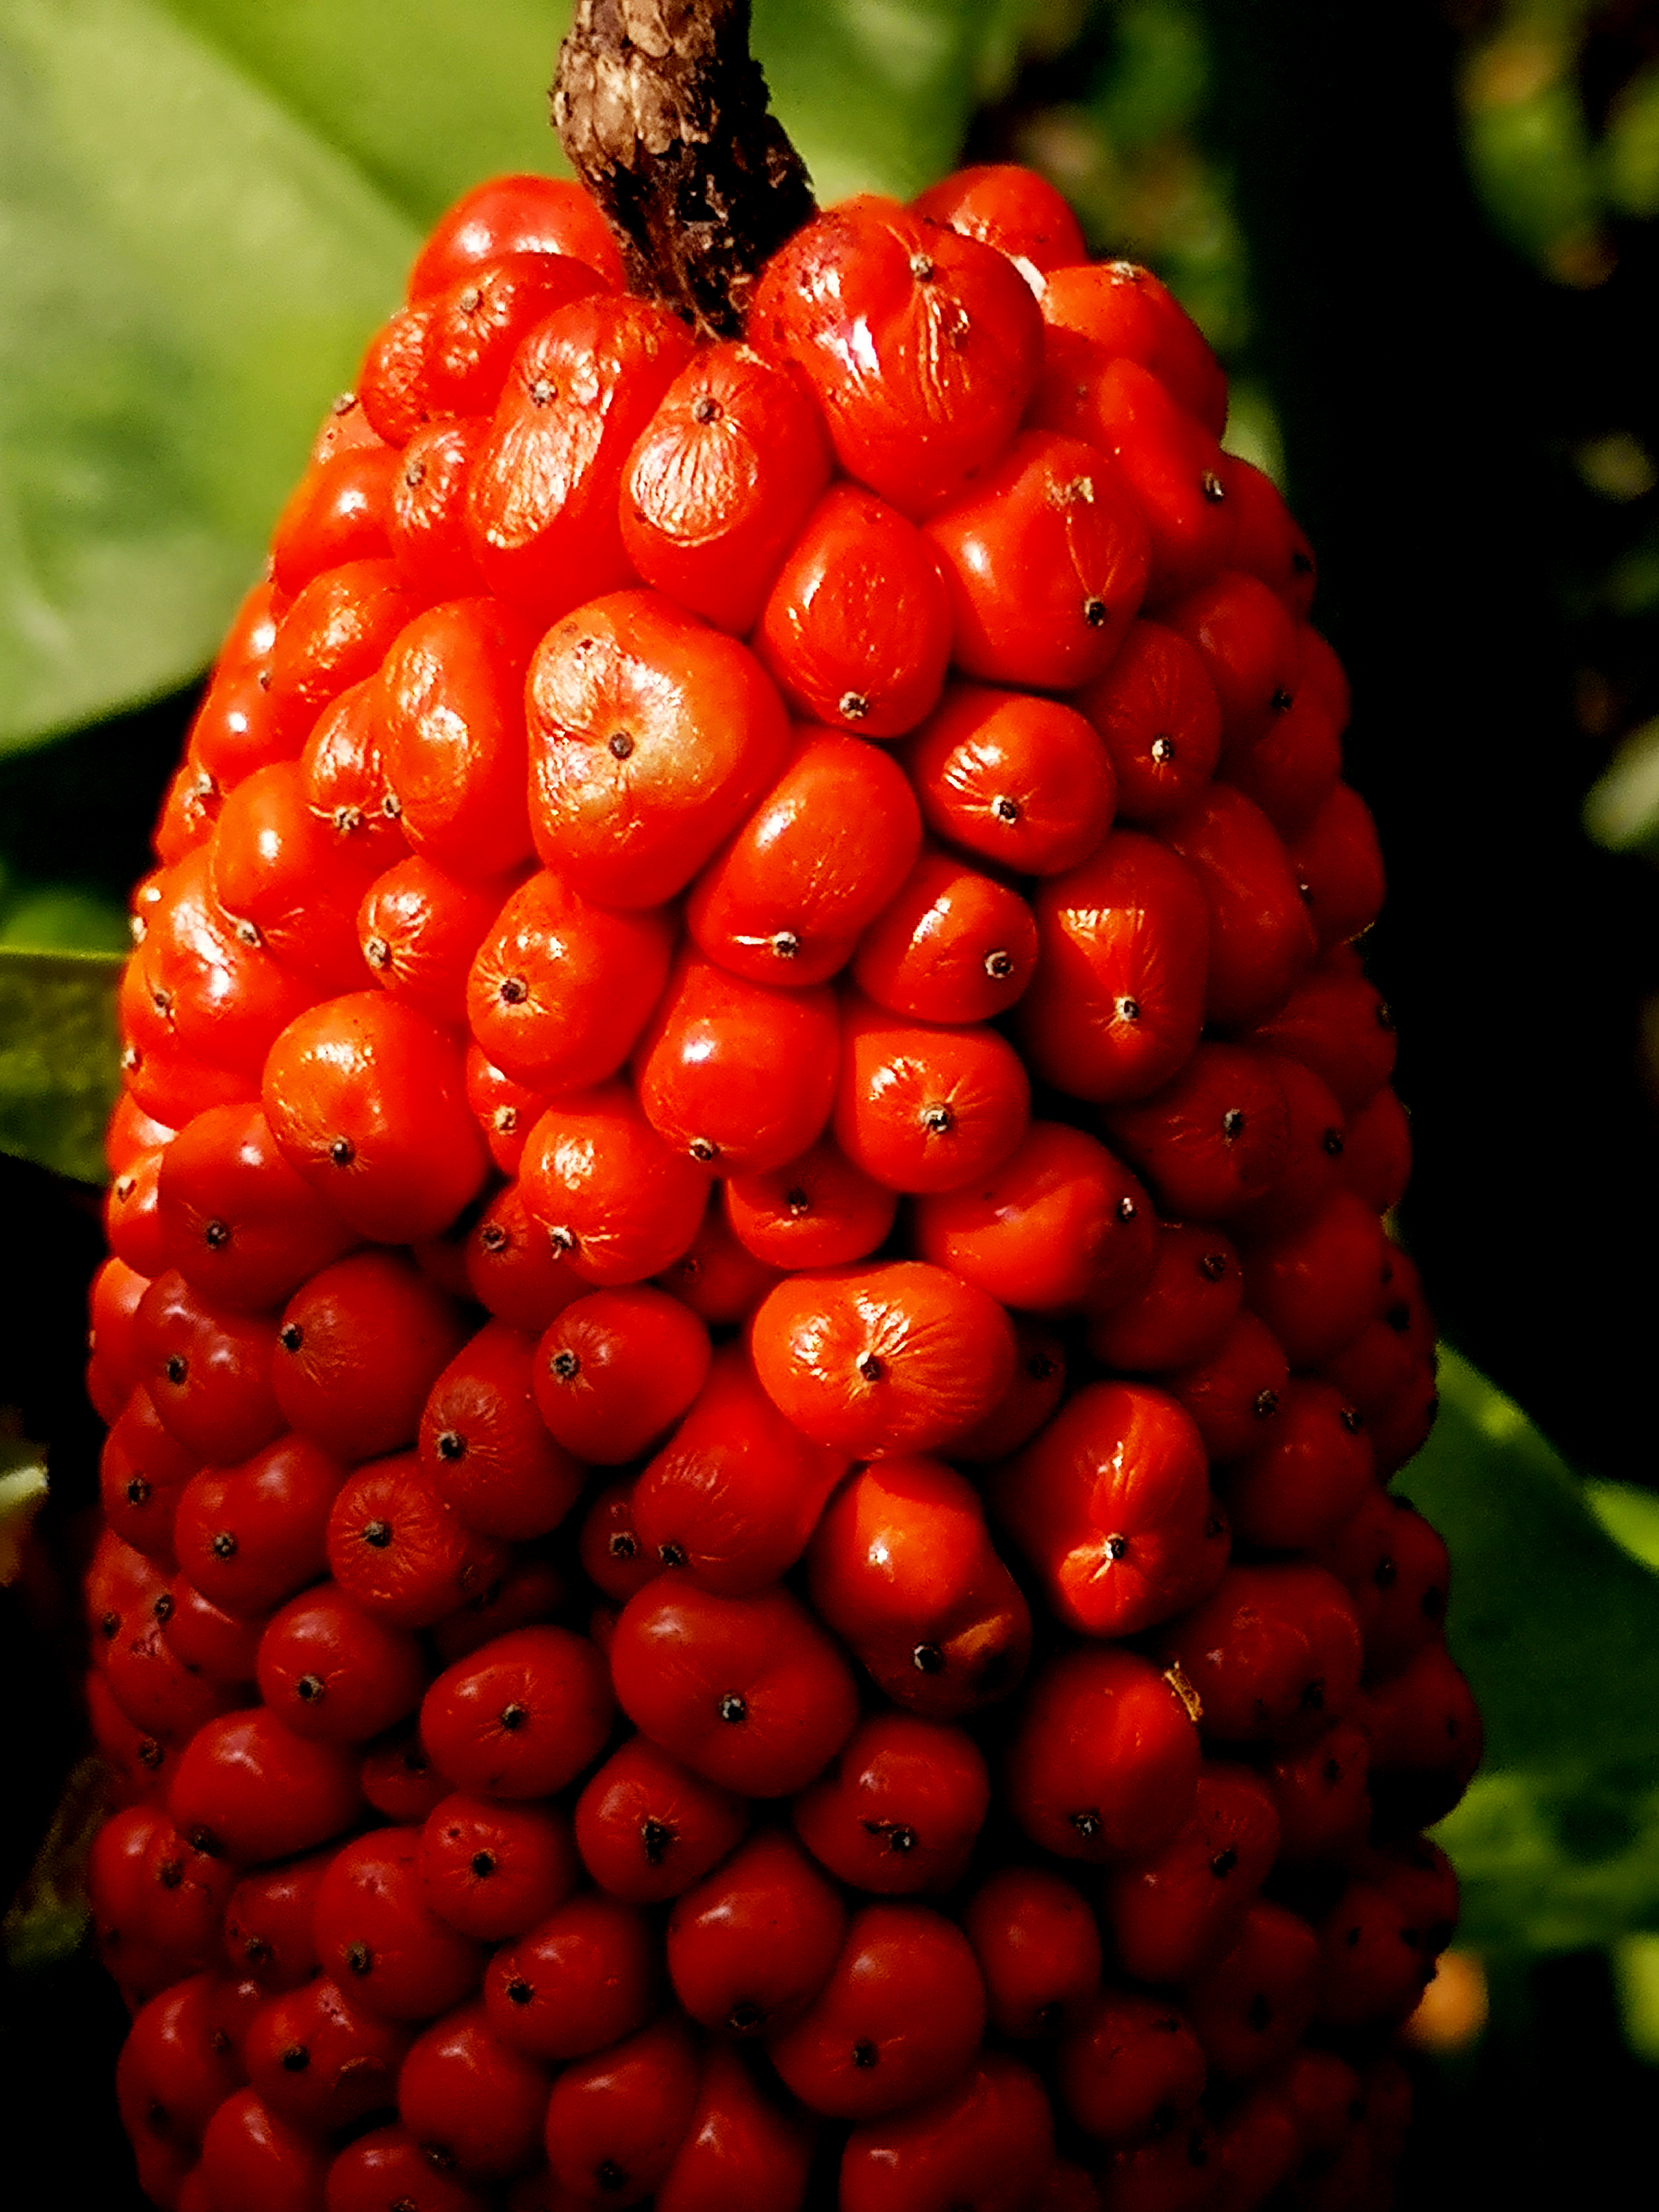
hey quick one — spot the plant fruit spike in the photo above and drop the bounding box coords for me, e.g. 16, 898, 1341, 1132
82, 4, 1475, 2205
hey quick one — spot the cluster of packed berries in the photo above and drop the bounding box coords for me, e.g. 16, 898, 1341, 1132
81, 158, 1478, 2212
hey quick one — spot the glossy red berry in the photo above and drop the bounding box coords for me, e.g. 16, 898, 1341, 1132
666, 1826, 847, 2035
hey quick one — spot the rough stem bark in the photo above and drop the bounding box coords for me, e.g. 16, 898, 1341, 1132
553, 0, 816, 339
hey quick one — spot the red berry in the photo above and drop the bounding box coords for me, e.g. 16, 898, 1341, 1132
609, 1579, 859, 1797
963, 1861, 1102, 2039
1004, 1645, 1201, 1861
666, 1826, 846, 2034
420, 1625, 613, 1799
420, 1793, 581, 1942
621, 340, 832, 633
766, 1899, 987, 2119
749, 1258, 1018, 1458
312, 1827, 484, 2023
838, 2052, 1056, 2212
749, 195, 1042, 519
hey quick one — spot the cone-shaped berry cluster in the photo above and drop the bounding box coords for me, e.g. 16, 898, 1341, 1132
84, 158, 1477, 2212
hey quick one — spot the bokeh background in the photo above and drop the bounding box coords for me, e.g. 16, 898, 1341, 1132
4, 0, 1659, 2197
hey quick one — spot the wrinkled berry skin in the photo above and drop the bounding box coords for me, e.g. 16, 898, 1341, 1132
85, 143, 1461, 2212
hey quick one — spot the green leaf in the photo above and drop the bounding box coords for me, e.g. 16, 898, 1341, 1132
0, 0, 420, 754
1407, 1349, 1659, 1957
1582, 715, 1659, 853
0, 945, 122, 1183
753, 0, 1033, 205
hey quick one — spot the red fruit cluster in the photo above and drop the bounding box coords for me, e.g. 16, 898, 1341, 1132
85, 160, 1473, 2212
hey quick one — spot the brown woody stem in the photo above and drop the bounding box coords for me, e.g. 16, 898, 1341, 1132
552, 0, 816, 339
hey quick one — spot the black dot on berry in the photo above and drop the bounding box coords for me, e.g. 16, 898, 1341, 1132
1220, 1108, 1246, 1140
528, 378, 555, 405
155, 1857, 183, 1890
1254, 1387, 1279, 1418
144, 2099, 168, 2134
640, 1816, 674, 1864
596, 2161, 628, 2193
688, 1136, 718, 1162
609, 1530, 637, 1560
1199, 1250, 1229, 1282
913, 1642, 945, 1675
296, 1674, 326, 1703
1083, 597, 1109, 627
1103, 1533, 1128, 1561
784, 1185, 811, 1216
329, 1137, 355, 1166
1270, 687, 1293, 712
921, 1102, 954, 1134
1322, 1126, 1345, 1155
1209, 1847, 1238, 1880
424, 2148, 456, 2177
551, 1348, 580, 1380
499, 1703, 529, 1732
886, 1825, 917, 1855
362, 1520, 393, 1549
403, 455, 426, 488
345, 1943, 372, 1976
364, 935, 391, 969
138, 1738, 163, 1770
1028, 1353, 1056, 1380
659, 1541, 687, 1568
692, 394, 722, 423
984, 947, 1015, 979
203, 1218, 230, 1249
210, 1531, 237, 1559
727, 2000, 764, 2033
470, 1851, 496, 1879
1201, 471, 1226, 503
436, 1430, 466, 1461
993, 795, 1020, 822
243, 1937, 270, 1964
851, 2037, 880, 2069
164, 1353, 187, 1385
125, 1477, 150, 1506
1340, 1406, 1364, 1434
1300, 1676, 1327, 1711
1246, 1992, 1271, 2032
856, 1352, 885, 1383
280, 2043, 309, 2073
1116, 995, 1141, 1023
280, 1322, 303, 1351
1150, 735, 1176, 763
479, 1222, 509, 1254
838, 689, 870, 719
100, 1611, 119, 1639
1071, 1810, 1102, 1840
499, 974, 528, 1004
549, 1225, 578, 1255
1374, 1557, 1397, 1590
1323, 1757, 1343, 1786
1117, 1194, 1138, 1221
1034, 2001, 1062, 2035
718, 1692, 747, 1724
608, 730, 634, 759
506, 1977, 532, 2005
